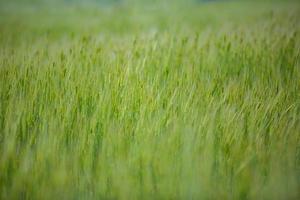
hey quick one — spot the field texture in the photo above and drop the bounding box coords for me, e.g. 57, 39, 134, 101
0, 0, 300, 199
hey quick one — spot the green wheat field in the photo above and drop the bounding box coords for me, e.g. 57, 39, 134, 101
0, 0, 300, 199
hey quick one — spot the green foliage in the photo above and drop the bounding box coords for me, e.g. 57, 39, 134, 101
0, 1, 300, 199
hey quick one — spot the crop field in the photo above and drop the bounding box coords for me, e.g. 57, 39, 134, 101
0, 0, 300, 199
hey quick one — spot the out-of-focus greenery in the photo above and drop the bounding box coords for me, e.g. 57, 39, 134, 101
0, 0, 300, 199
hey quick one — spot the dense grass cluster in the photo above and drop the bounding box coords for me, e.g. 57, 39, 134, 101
0, 1, 300, 199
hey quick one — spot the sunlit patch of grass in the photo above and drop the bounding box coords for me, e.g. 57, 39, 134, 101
0, 1, 300, 199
